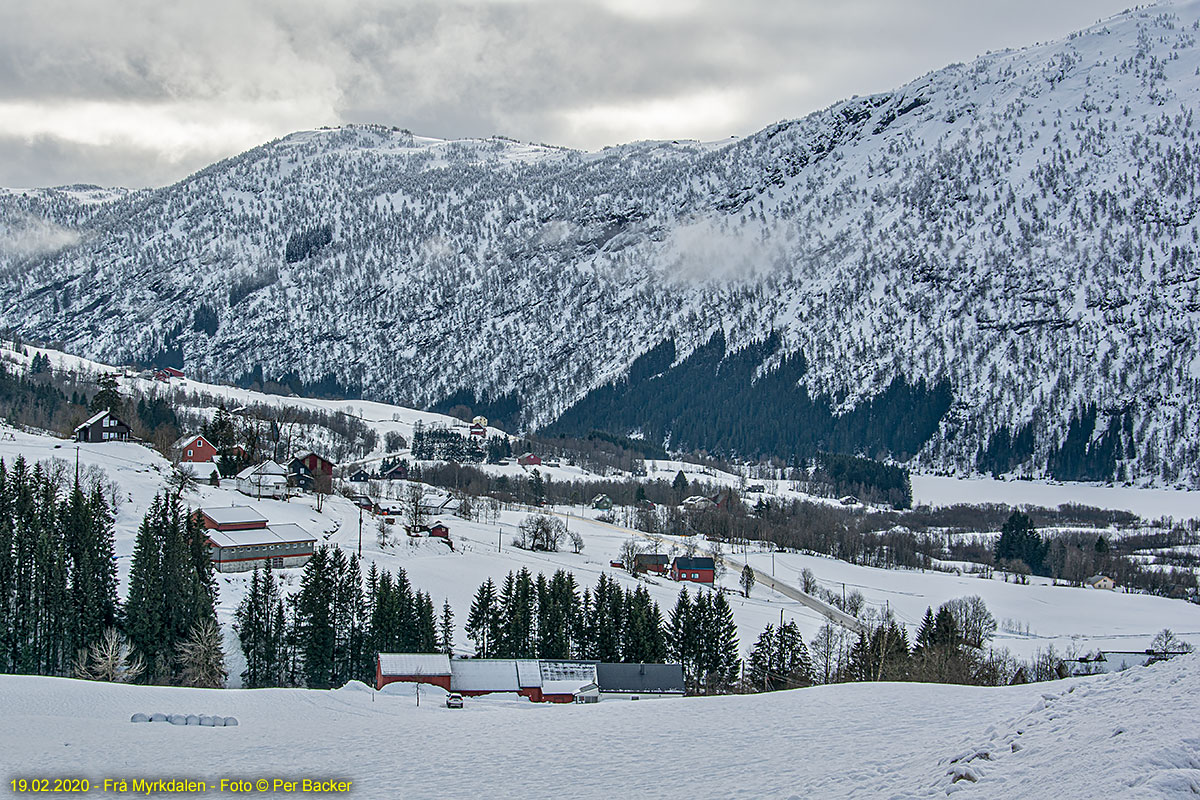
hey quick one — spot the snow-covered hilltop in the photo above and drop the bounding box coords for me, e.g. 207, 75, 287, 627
4, 3, 1200, 483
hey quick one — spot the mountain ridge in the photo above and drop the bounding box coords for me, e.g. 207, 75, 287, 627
3, 2, 1200, 483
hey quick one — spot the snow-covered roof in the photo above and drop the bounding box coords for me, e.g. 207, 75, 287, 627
540, 679, 591, 696
451, 659, 519, 692
202, 506, 267, 528
236, 462, 288, 479
516, 660, 543, 688
171, 434, 206, 451
378, 653, 452, 677
206, 523, 316, 548
74, 409, 110, 431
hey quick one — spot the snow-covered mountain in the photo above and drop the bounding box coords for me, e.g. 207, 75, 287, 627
5, 3, 1200, 483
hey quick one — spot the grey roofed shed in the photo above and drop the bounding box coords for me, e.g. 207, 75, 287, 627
596, 662, 686, 695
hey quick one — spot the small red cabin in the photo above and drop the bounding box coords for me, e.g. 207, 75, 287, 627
430, 521, 449, 538
517, 453, 542, 467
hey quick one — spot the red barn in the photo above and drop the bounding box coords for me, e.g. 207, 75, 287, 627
430, 521, 450, 538
634, 553, 669, 575
671, 556, 716, 586
517, 453, 542, 467
376, 654, 452, 691
172, 434, 218, 463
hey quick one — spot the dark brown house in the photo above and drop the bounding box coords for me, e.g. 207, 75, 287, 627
73, 409, 131, 443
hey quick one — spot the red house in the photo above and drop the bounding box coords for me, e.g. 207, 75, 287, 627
671, 556, 716, 586
430, 521, 450, 538
517, 453, 542, 467
290, 451, 336, 492
469, 423, 487, 438
296, 451, 335, 478
172, 434, 218, 463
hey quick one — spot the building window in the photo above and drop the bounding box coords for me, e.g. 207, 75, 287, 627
187, 449, 193, 457
272, 557, 283, 568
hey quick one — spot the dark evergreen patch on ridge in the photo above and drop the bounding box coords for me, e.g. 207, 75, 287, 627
544, 331, 953, 464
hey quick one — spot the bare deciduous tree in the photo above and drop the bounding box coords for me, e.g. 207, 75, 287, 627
620, 538, 641, 572
73, 628, 144, 683
176, 618, 228, 689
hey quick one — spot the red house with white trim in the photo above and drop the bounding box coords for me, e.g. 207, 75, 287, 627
517, 453, 542, 467
671, 556, 716, 586
172, 434, 218, 463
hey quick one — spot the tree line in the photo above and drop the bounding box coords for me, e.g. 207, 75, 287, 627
0, 457, 223, 687
235, 546, 450, 689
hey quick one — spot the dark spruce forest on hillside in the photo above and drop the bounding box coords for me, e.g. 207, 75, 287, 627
544, 331, 953, 462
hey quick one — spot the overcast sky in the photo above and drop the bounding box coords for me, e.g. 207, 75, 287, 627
0, 0, 1134, 188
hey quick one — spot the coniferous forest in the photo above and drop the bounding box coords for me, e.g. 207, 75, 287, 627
0, 458, 219, 685
546, 331, 953, 466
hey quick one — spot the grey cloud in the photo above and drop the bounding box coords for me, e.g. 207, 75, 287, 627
0, 0, 1135, 187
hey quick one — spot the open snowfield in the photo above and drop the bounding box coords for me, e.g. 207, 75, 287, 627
3, 655, 1198, 799
736, 548, 1200, 660
912, 474, 1200, 522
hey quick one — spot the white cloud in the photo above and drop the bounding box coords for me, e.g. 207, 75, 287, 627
0, 0, 1137, 187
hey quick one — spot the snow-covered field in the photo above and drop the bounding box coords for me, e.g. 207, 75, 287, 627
912, 474, 1200, 522
2, 422, 1195, 680
4, 654, 1197, 798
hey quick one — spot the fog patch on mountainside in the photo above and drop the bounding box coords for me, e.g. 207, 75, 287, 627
658, 215, 794, 283
0, 215, 79, 260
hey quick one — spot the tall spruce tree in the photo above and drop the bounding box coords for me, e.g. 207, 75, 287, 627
295, 547, 335, 688
465, 578, 499, 657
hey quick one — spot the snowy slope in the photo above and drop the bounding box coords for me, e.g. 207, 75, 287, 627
3, 655, 1197, 798
4, 4, 1200, 482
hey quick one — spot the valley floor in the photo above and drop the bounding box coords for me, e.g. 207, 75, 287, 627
4, 655, 1197, 799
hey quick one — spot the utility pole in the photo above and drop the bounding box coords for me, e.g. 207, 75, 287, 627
358, 505, 363, 558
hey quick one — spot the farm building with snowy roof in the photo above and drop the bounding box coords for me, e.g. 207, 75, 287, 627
376, 655, 686, 702
200, 505, 317, 572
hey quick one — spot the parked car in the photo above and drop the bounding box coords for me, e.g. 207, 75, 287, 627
445, 693, 464, 709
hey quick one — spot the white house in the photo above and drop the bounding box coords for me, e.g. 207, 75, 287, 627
235, 462, 289, 500
1084, 574, 1116, 590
